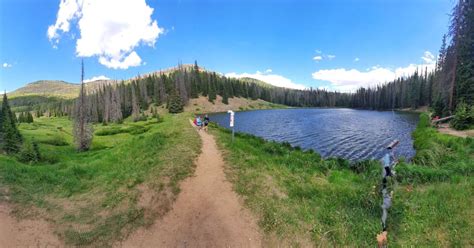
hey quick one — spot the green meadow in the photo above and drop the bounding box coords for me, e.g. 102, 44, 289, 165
0, 114, 201, 246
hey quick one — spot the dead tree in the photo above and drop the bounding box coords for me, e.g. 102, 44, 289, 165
73, 60, 93, 151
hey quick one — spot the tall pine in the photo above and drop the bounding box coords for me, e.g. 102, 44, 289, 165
0, 93, 22, 154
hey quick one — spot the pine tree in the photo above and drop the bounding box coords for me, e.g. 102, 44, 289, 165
73, 60, 93, 152
18, 112, 24, 123
437, 34, 448, 72
208, 73, 217, 102
191, 60, 200, 98
167, 90, 183, 113
0, 93, 23, 154
27, 112, 34, 123
18, 140, 41, 164
175, 64, 189, 104
222, 83, 229, 105
454, 0, 474, 106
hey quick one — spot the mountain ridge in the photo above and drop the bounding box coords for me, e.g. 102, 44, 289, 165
7, 65, 272, 99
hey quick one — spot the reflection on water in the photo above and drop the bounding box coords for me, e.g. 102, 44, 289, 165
210, 108, 419, 161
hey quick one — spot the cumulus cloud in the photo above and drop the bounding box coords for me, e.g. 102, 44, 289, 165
327, 55, 336, 60
2, 63, 12, 68
421, 51, 435, 64
48, 0, 164, 69
313, 56, 323, 61
226, 70, 307, 90
312, 52, 436, 92
84, 75, 110, 83
354, 57, 360, 62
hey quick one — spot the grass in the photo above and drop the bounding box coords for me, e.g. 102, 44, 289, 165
212, 125, 381, 246
0, 114, 201, 247
212, 113, 473, 247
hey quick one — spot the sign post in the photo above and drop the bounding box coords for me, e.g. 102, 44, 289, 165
227, 110, 235, 142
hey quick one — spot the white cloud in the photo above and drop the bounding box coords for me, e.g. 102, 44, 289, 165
315, 50, 322, 54
312, 52, 436, 92
327, 55, 336, 60
421, 51, 435, 64
84, 75, 110, 83
48, 0, 164, 69
354, 57, 360, 62
226, 70, 307, 90
313, 55, 323, 61
2, 63, 12, 68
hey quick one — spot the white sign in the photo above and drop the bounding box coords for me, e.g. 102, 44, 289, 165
227, 110, 235, 127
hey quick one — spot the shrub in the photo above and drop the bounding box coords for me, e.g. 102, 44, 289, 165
451, 102, 473, 130
18, 141, 41, 164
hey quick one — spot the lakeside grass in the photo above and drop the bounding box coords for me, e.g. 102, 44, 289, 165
0, 114, 201, 247
212, 113, 473, 246
212, 125, 382, 246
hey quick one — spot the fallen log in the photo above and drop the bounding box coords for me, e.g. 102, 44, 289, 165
432, 115, 454, 124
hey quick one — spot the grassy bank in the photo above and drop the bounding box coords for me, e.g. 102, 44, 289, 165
393, 114, 473, 246
0, 114, 201, 246
212, 113, 473, 246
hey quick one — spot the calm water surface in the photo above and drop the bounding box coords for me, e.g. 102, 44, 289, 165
210, 108, 419, 161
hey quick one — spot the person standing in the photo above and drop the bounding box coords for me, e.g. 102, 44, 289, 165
196, 116, 202, 130
203, 114, 210, 132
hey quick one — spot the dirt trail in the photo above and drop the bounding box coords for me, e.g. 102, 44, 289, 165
437, 124, 474, 138
0, 203, 61, 247
118, 125, 262, 247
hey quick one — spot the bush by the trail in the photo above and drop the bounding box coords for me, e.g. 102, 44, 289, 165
451, 102, 474, 130
18, 140, 41, 164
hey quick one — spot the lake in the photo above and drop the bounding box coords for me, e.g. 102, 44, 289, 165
210, 108, 419, 161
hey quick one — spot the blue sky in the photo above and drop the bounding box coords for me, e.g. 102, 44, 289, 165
0, 0, 454, 92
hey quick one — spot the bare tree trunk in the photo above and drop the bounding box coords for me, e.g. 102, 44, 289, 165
103, 86, 110, 124
131, 85, 140, 121
449, 51, 457, 113
110, 84, 123, 122
73, 60, 93, 151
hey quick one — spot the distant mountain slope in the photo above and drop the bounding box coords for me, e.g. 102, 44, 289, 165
239, 77, 274, 88
8, 65, 275, 99
9, 79, 117, 99
9, 80, 80, 98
